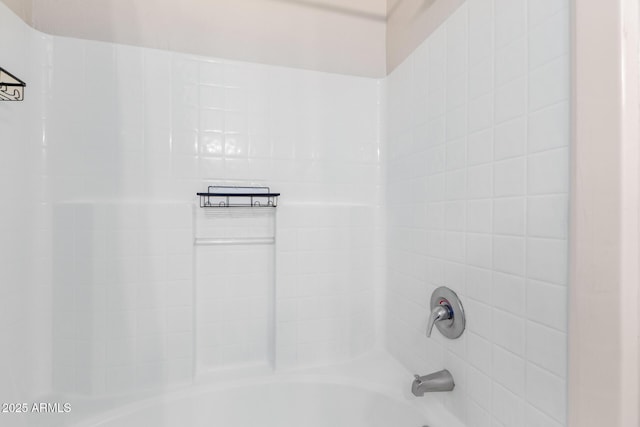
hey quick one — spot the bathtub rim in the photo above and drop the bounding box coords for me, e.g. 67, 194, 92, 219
69, 371, 463, 427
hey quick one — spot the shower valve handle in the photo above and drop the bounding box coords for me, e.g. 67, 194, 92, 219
426, 287, 465, 339
426, 303, 452, 337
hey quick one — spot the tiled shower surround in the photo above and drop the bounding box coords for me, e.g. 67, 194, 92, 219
1, 0, 384, 400
0, 0, 569, 425
386, 0, 569, 426
45, 37, 384, 393
52, 203, 194, 394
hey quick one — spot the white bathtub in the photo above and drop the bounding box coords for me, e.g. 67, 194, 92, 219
76, 381, 426, 427
62, 353, 465, 427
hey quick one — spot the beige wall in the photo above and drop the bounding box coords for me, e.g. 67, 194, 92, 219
570, 0, 640, 425
386, 0, 463, 72
1, 0, 31, 23
7, 0, 387, 77
1, 0, 465, 77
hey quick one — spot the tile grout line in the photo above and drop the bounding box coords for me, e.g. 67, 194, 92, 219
523, 0, 533, 421
487, 0, 497, 424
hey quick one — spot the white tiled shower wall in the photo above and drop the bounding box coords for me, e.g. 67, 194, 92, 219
275, 204, 379, 369
52, 203, 194, 395
194, 208, 276, 371
44, 34, 383, 385
0, 0, 384, 400
386, 1, 569, 426
46, 38, 382, 204
43, 36, 383, 391
1, 0, 571, 424
0, 3, 50, 412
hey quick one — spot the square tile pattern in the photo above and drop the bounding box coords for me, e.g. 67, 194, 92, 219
0, 0, 568, 425
386, 1, 569, 425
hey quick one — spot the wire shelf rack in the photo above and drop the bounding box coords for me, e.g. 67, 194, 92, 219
197, 186, 280, 208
